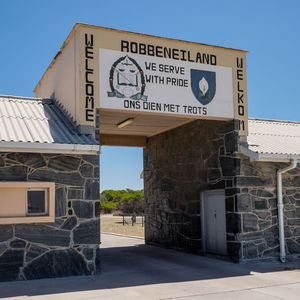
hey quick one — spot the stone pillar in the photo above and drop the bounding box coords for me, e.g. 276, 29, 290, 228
143, 119, 240, 258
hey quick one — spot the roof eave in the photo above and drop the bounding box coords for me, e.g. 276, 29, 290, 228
0, 141, 100, 155
239, 145, 300, 163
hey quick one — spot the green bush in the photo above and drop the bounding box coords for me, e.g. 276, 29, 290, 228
100, 201, 117, 213
100, 189, 144, 214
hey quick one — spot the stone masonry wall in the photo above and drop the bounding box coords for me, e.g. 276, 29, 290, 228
143, 119, 240, 259
235, 156, 300, 261
0, 152, 100, 281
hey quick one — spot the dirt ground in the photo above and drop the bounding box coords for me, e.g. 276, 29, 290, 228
100, 215, 145, 237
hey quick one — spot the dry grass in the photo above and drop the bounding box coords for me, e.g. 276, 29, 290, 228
101, 215, 145, 238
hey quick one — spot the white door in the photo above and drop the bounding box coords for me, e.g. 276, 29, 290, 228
202, 190, 227, 255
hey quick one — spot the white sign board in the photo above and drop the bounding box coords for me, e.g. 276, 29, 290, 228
99, 49, 233, 118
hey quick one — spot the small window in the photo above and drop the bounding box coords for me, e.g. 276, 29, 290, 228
26, 190, 48, 216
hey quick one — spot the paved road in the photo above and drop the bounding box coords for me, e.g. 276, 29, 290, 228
1, 233, 300, 299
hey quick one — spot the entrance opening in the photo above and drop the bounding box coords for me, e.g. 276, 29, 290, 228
100, 146, 145, 248
98, 108, 235, 261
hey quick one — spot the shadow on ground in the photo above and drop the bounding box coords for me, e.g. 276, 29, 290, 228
0, 233, 299, 298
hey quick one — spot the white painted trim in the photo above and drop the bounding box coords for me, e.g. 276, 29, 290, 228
0, 141, 100, 155
239, 145, 300, 162
239, 145, 259, 161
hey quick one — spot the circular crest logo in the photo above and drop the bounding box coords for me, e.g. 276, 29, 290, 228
107, 55, 147, 101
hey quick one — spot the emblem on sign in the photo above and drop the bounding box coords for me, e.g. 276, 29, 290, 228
107, 55, 147, 101
190, 69, 216, 105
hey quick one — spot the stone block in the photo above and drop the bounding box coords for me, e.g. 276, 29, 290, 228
227, 242, 241, 262
82, 248, 94, 260
95, 201, 100, 217
85, 179, 99, 200
257, 189, 273, 198
225, 188, 240, 196
0, 244, 8, 256
80, 164, 94, 178
263, 246, 280, 257
29, 169, 84, 186
207, 168, 221, 181
10, 239, 26, 248
226, 180, 233, 188
293, 227, 300, 236
161, 178, 173, 192
95, 248, 101, 274
286, 239, 300, 254
82, 155, 99, 165
243, 166, 259, 176
26, 244, 48, 263
256, 211, 270, 220
48, 156, 81, 171
295, 208, 300, 217
285, 210, 296, 218
239, 231, 263, 241
257, 242, 266, 255
0, 225, 13, 242
259, 221, 271, 230
0, 166, 27, 181
285, 227, 292, 238
61, 216, 78, 230
264, 226, 279, 247
206, 180, 225, 190
287, 219, 300, 226
167, 199, 177, 210
287, 189, 297, 195
68, 189, 83, 199
55, 187, 66, 217
15, 225, 70, 247
12, 153, 46, 168
255, 200, 267, 210
220, 156, 240, 177
225, 196, 235, 212
23, 249, 89, 280
283, 176, 300, 187
73, 219, 100, 245
269, 198, 277, 208
206, 155, 219, 169
288, 195, 296, 204
72, 201, 93, 219
94, 166, 99, 177
236, 194, 251, 212
235, 176, 272, 187
226, 213, 241, 234
243, 243, 258, 259
191, 216, 201, 238
225, 132, 237, 153
0, 156, 4, 167
242, 214, 258, 232
187, 202, 200, 214
0, 249, 24, 281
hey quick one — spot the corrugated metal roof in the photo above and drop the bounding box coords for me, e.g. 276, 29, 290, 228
0, 95, 98, 148
246, 118, 300, 157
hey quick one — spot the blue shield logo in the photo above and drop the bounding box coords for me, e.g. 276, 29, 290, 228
191, 69, 216, 105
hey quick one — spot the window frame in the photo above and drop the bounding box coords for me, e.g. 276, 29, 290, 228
0, 182, 55, 224
26, 188, 48, 216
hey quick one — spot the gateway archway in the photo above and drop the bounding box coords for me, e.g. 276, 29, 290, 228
34, 23, 248, 260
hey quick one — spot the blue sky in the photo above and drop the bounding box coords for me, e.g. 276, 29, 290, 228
0, 0, 299, 191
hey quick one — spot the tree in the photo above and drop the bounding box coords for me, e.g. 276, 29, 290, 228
100, 189, 144, 214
